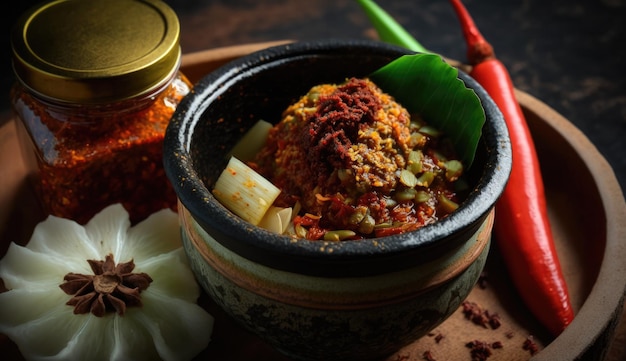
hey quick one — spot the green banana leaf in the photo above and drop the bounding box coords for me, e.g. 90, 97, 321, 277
370, 53, 485, 168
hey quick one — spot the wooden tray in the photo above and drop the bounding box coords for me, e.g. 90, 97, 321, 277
1, 42, 625, 361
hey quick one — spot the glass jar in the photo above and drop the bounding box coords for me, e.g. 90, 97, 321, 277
10, 0, 192, 224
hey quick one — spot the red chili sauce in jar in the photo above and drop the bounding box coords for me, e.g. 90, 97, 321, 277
10, 0, 189, 225
251, 77, 467, 241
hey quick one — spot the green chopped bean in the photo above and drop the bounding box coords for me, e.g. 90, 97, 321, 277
308, 91, 320, 102
374, 222, 393, 229
324, 230, 357, 242
438, 194, 459, 213
348, 207, 366, 225
399, 169, 418, 187
418, 125, 441, 137
337, 168, 352, 182
407, 150, 423, 174
409, 132, 426, 147
444, 160, 463, 181
416, 171, 435, 187
409, 120, 422, 130
395, 187, 417, 202
385, 198, 398, 208
414, 190, 431, 203
358, 214, 375, 234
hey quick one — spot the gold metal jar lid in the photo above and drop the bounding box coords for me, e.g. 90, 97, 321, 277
11, 0, 181, 104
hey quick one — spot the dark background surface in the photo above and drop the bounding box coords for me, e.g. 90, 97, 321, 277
0, 1, 625, 360
2, 0, 625, 196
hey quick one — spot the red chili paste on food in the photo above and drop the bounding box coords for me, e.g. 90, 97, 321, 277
253, 77, 467, 240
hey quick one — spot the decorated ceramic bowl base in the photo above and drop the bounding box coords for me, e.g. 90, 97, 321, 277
179, 205, 493, 361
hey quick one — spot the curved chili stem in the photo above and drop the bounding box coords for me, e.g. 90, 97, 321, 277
448, 0, 574, 336
355, 0, 429, 53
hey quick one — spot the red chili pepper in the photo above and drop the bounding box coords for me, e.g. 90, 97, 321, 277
448, 0, 574, 336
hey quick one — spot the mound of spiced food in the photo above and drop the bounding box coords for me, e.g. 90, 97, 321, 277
238, 77, 469, 241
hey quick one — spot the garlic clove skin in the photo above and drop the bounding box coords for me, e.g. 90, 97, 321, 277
0, 243, 72, 288
0, 204, 214, 361
138, 248, 202, 304
18, 217, 96, 274
123, 209, 185, 262
135, 293, 214, 361
0, 290, 86, 360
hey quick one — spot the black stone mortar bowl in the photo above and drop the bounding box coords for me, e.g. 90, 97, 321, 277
163, 39, 512, 361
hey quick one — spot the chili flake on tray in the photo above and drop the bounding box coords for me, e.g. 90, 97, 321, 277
249, 77, 468, 240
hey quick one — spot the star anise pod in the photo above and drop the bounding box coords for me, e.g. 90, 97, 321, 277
59, 253, 153, 317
